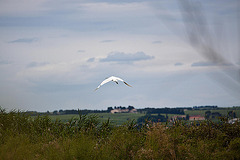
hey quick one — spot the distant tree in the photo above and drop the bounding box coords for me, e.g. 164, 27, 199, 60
25, 111, 38, 116
65, 109, 78, 114
186, 114, 189, 120
166, 114, 168, 120
53, 110, 58, 115
205, 111, 211, 119
137, 114, 167, 124
144, 108, 184, 115
59, 109, 64, 114
128, 106, 135, 110
228, 111, 236, 119
229, 111, 233, 118
212, 112, 221, 119
233, 112, 237, 118
107, 107, 113, 112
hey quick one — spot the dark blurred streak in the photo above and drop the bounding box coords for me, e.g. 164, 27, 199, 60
238, 0, 240, 67
154, 0, 240, 97
179, 0, 225, 64
177, 0, 240, 97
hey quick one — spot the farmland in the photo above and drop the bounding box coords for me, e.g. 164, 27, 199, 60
41, 107, 240, 125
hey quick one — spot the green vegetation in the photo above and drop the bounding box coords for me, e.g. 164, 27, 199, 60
44, 113, 145, 125
91, 113, 145, 125
47, 114, 80, 122
29, 106, 240, 125
34, 107, 240, 125
185, 108, 240, 117
1, 107, 240, 160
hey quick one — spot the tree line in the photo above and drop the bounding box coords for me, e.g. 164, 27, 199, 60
24, 105, 229, 116
137, 107, 185, 115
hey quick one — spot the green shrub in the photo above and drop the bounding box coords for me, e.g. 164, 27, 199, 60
0, 107, 240, 159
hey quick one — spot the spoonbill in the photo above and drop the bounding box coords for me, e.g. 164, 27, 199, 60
95, 76, 132, 91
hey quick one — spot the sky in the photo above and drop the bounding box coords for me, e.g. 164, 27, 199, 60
0, 0, 239, 112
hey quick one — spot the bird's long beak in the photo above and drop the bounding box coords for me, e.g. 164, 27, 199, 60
94, 88, 98, 91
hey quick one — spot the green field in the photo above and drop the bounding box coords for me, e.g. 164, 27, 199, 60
48, 113, 145, 125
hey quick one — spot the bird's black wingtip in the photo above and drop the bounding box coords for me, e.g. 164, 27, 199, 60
124, 82, 132, 87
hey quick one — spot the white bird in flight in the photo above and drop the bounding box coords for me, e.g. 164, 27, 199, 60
95, 76, 132, 91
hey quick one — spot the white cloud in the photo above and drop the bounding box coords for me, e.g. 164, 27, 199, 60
152, 40, 162, 44
77, 50, 85, 53
26, 61, 49, 68
100, 51, 154, 63
8, 38, 38, 43
174, 62, 183, 66
0, 60, 11, 65
100, 40, 115, 43
87, 58, 95, 62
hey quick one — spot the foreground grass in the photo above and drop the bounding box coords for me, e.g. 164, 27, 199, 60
1, 108, 240, 160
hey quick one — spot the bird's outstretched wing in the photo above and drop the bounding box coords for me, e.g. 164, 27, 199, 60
113, 76, 132, 87
95, 77, 113, 91
95, 76, 132, 90
113, 76, 124, 82
124, 81, 132, 87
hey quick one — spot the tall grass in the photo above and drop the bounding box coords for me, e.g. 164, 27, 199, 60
0, 107, 240, 160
